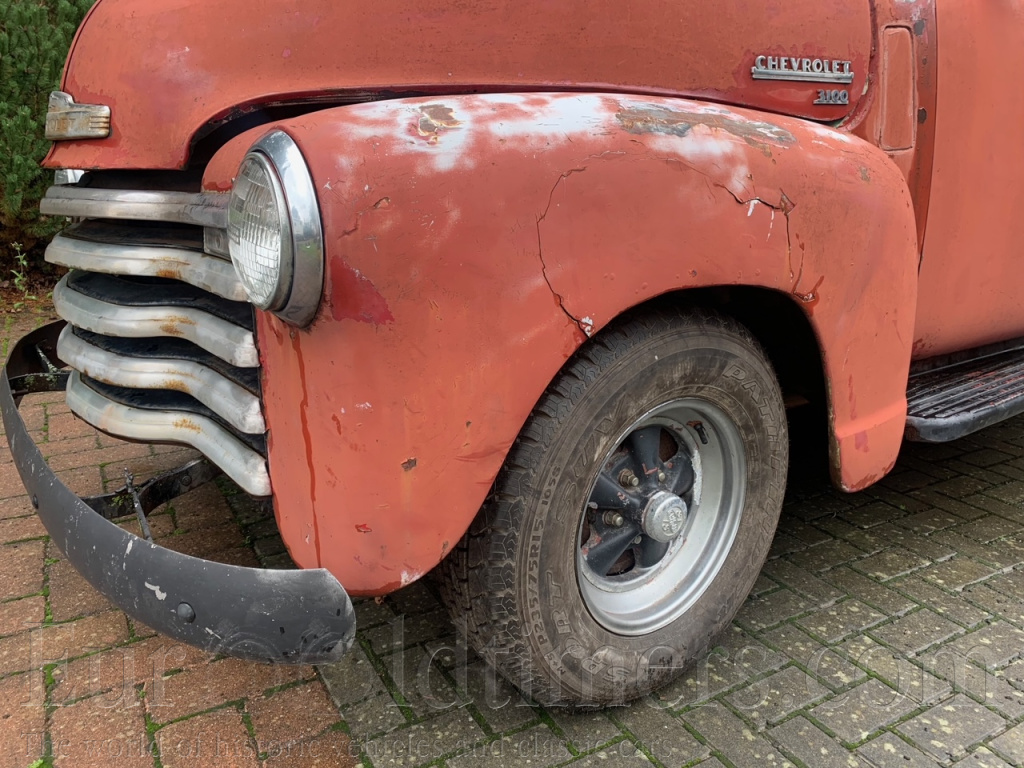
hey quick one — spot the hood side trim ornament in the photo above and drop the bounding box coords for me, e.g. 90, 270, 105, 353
45, 91, 111, 140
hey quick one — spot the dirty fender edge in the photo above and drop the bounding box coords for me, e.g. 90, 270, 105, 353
1, 322, 355, 663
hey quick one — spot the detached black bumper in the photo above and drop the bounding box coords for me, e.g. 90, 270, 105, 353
0, 320, 355, 664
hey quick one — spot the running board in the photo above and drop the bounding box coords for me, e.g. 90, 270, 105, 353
905, 347, 1024, 442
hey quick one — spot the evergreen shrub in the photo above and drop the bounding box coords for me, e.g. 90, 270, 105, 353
1, 0, 96, 271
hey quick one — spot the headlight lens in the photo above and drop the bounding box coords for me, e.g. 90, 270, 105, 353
228, 153, 291, 310
226, 131, 324, 327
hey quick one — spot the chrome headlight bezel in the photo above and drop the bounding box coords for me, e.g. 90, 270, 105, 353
227, 130, 324, 327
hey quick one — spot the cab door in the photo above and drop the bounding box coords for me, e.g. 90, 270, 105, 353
914, 0, 1024, 358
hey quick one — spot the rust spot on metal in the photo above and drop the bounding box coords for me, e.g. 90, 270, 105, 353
155, 268, 181, 279
616, 105, 795, 155
163, 379, 189, 393
416, 104, 461, 143
159, 315, 196, 338
355, 523, 372, 533
859, 167, 871, 183
401, 457, 417, 472
793, 275, 825, 314
173, 417, 202, 433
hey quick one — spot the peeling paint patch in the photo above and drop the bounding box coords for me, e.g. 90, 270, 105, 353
355, 523, 372, 533
401, 457, 418, 471
415, 104, 461, 144
616, 104, 796, 154
144, 582, 167, 601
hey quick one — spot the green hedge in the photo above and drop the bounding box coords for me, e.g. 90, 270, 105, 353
1, 0, 96, 271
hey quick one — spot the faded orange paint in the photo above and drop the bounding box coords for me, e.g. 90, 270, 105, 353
913, 0, 1024, 357
47, 0, 870, 171
200, 94, 918, 595
847, 0, 937, 248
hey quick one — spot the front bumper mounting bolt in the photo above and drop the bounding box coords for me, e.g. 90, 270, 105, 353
176, 602, 196, 623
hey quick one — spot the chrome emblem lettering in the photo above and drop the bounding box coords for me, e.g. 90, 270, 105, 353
814, 89, 850, 106
752, 55, 854, 84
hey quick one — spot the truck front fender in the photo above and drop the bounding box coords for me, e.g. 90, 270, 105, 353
212, 94, 918, 594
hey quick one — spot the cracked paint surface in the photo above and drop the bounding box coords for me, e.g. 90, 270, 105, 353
231, 93, 918, 593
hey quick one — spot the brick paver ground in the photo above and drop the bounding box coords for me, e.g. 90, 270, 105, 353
5, 306, 1024, 767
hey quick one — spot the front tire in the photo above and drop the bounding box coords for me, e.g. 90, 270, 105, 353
439, 309, 788, 706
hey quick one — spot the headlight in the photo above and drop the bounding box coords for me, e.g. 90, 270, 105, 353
227, 131, 324, 327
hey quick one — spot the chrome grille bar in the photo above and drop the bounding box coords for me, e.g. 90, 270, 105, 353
47, 231, 245, 301
53, 274, 258, 368
41, 186, 228, 228
66, 372, 270, 496
58, 326, 265, 434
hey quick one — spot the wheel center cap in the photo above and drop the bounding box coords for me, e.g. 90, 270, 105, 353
641, 491, 687, 543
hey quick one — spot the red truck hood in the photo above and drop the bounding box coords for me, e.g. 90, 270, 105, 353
48, 0, 871, 170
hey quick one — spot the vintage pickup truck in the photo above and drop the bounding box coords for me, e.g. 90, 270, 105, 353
2, 0, 1021, 706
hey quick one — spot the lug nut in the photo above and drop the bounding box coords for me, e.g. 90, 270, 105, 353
657, 471, 667, 483
603, 512, 625, 527
618, 469, 640, 488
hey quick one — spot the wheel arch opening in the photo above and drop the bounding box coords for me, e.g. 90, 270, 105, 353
621, 286, 833, 488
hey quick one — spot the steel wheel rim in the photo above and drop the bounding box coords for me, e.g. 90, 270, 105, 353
576, 397, 747, 636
